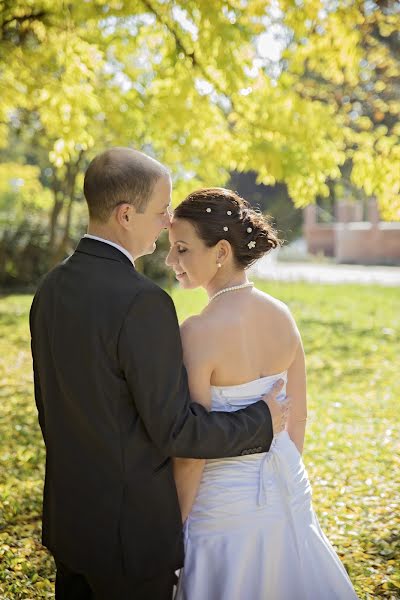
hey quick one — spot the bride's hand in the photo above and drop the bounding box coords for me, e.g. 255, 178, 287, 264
262, 379, 290, 436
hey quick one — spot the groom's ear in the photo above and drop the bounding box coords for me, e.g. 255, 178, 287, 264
115, 203, 135, 227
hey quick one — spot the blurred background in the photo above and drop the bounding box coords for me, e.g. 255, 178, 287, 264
0, 0, 399, 289
0, 2, 399, 599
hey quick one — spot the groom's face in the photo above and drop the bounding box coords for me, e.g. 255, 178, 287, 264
131, 175, 172, 258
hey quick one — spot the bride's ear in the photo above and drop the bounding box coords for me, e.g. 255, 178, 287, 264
216, 239, 231, 265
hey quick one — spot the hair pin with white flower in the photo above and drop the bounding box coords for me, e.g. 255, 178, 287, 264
248, 240, 256, 249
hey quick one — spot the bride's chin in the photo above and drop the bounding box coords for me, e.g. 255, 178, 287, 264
180, 278, 197, 290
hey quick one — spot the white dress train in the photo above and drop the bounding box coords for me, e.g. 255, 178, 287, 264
175, 372, 358, 600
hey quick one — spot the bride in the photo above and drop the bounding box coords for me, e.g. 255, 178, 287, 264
166, 188, 358, 600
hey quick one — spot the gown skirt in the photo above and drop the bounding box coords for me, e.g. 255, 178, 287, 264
175, 373, 358, 600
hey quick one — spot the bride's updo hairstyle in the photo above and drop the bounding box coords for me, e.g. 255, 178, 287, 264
173, 188, 282, 268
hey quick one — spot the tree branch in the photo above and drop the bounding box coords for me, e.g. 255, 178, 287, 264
139, 0, 242, 116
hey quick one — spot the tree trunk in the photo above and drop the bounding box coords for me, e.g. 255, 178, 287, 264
49, 152, 84, 264
53, 195, 74, 264
48, 191, 63, 253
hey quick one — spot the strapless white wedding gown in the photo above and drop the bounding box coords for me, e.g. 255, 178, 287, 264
175, 372, 358, 600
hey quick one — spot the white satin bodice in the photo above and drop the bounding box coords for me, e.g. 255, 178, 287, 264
210, 370, 288, 412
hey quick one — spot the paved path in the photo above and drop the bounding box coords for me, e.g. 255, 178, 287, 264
250, 255, 400, 286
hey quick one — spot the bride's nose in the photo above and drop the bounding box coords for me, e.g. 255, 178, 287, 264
165, 247, 174, 266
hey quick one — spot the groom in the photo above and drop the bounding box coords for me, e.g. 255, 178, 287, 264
30, 147, 286, 600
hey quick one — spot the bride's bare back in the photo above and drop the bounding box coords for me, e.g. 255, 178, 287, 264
199, 287, 300, 386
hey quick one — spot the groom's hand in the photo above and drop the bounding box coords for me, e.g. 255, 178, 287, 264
262, 379, 290, 436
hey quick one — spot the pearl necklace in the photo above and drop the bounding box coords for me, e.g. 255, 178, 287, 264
208, 282, 254, 303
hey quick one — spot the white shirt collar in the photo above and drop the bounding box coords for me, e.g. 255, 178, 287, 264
83, 234, 135, 266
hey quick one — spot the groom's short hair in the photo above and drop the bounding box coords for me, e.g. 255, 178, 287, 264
84, 147, 169, 222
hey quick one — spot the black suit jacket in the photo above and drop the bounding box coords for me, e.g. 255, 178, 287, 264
29, 237, 273, 579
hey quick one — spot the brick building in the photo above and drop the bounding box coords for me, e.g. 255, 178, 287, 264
304, 199, 400, 265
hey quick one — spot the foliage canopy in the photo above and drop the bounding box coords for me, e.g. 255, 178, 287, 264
0, 1, 399, 271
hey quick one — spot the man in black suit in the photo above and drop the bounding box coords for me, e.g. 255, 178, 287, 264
30, 147, 287, 600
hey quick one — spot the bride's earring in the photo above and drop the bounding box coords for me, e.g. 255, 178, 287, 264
217, 263, 222, 268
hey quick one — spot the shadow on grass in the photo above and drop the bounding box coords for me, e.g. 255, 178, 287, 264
300, 318, 394, 339
0, 314, 28, 327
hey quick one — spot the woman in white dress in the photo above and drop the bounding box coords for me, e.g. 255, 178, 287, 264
166, 188, 359, 600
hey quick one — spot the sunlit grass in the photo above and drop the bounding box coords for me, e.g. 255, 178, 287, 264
1, 282, 399, 598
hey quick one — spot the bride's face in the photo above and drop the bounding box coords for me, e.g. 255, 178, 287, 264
166, 218, 218, 289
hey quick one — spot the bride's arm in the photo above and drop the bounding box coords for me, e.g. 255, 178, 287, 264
173, 317, 214, 523
286, 334, 307, 455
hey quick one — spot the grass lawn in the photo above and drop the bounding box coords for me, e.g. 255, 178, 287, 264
0, 281, 399, 599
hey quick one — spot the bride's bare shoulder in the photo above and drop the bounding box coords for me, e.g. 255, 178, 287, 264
179, 313, 214, 351
251, 289, 300, 345
253, 287, 295, 320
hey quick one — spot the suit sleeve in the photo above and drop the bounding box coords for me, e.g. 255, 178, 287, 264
118, 287, 273, 458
